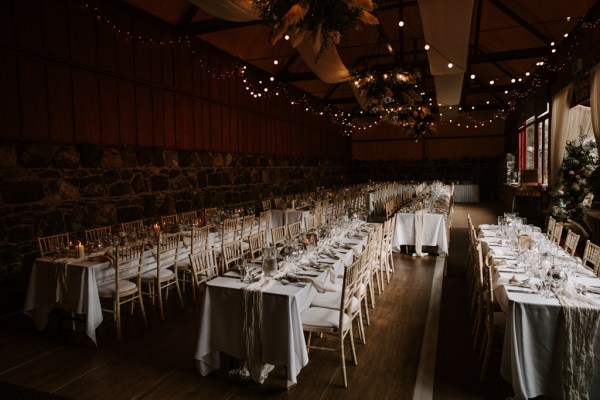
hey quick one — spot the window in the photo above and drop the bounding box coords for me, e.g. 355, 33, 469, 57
518, 103, 549, 186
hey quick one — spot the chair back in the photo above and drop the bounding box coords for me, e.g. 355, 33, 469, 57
221, 240, 243, 272
273, 197, 285, 209
304, 215, 315, 231
204, 207, 219, 225
177, 211, 197, 225
156, 233, 180, 276
551, 222, 564, 245
259, 211, 270, 233
85, 226, 112, 243
262, 199, 271, 211
115, 241, 145, 282
222, 217, 241, 244
582, 240, 600, 275
563, 229, 580, 256
248, 231, 267, 259
121, 219, 144, 235
161, 214, 178, 229
288, 221, 302, 238
547, 216, 556, 237
190, 226, 209, 254
340, 259, 361, 325
241, 215, 256, 241
271, 225, 287, 247
189, 249, 219, 285
38, 233, 70, 257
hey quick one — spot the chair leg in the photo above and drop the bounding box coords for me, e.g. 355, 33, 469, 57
339, 331, 347, 388
115, 297, 122, 341
157, 280, 165, 320
174, 277, 185, 309
190, 273, 197, 305
138, 290, 148, 327
363, 298, 370, 326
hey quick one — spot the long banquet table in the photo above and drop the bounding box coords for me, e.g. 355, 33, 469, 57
194, 228, 372, 387
23, 234, 205, 344
478, 224, 600, 399
392, 212, 449, 255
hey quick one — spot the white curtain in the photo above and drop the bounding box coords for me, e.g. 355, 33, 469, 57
591, 63, 600, 145
550, 85, 573, 187
565, 105, 593, 143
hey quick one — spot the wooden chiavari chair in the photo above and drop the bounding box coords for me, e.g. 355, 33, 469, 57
161, 214, 178, 230
582, 240, 600, 275
121, 219, 144, 235
546, 215, 556, 239
479, 252, 506, 381
271, 225, 287, 248
261, 199, 271, 211
179, 226, 210, 302
258, 211, 270, 234
288, 221, 302, 239
301, 259, 360, 388
551, 222, 564, 245
97, 241, 147, 340
273, 197, 285, 209
141, 232, 184, 320
189, 249, 219, 303
221, 240, 243, 273
248, 231, 267, 260
38, 233, 70, 257
177, 211, 197, 225
304, 215, 315, 231
563, 229, 580, 256
85, 226, 112, 243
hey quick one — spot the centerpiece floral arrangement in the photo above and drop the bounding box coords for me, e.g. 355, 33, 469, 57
252, 0, 379, 56
551, 131, 598, 229
353, 67, 436, 141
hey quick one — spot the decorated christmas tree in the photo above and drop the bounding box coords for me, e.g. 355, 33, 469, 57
551, 131, 598, 229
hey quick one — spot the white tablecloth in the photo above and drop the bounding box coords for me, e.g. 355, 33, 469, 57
392, 212, 448, 254
23, 238, 201, 344
479, 227, 600, 399
194, 231, 370, 386
453, 184, 480, 203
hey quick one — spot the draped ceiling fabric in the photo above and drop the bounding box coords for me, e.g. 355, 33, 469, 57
418, 0, 474, 106
189, 0, 352, 84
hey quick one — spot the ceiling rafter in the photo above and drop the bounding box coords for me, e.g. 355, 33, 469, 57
179, 18, 263, 35
487, 0, 552, 45
177, 3, 198, 26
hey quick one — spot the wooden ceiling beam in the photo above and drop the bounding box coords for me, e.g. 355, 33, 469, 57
487, 0, 551, 45
177, 4, 198, 26
468, 46, 549, 63
179, 18, 263, 35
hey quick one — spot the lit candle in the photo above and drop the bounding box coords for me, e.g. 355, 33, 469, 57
76, 241, 85, 259
153, 223, 160, 232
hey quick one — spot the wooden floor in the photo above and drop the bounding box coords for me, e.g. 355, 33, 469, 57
0, 203, 514, 400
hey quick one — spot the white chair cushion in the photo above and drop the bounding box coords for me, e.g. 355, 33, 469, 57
98, 279, 137, 297
356, 282, 366, 297
178, 259, 191, 270
311, 292, 359, 312
301, 306, 350, 328
141, 268, 175, 281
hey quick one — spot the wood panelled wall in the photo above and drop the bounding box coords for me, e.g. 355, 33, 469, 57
0, 0, 349, 158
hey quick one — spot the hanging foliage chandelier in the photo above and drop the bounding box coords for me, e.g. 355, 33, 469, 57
252, 0, 379, 57
353, 68, 436, 141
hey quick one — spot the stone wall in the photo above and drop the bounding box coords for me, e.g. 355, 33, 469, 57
0, 142, 353, 315
0, 143, 503, 315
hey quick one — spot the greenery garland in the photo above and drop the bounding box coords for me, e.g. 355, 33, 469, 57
252, 0, 378, 58
550, 131, 597, 229
353, 68, 436, 140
